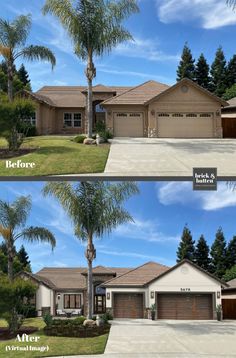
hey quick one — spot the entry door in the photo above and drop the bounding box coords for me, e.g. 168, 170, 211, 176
94, 295, 106, 314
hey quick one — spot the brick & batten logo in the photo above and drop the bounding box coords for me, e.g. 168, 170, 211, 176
193, 168, 217, 191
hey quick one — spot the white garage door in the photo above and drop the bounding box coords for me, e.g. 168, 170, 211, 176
114, 112, 144, 137
157, 113, 214, 138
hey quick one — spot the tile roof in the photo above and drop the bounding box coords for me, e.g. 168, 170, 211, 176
36, 267, 87, 290
227, 97, 236, 108
227, 278, 236, 288
102, 80, 169, 105
102, 261, 170, 287
36, 86, 87, 108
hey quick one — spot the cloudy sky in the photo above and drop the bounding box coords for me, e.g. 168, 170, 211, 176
1, 0, 236, 90
1, 181, 236, 272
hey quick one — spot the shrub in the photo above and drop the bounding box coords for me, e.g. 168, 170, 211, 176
43, 313, 53, 327
20, 304, 36, 318
101, 311, 113, 324
74, 316, 86, 325
95, 120, 106, 134
99, 130, 113, 142
17, 122, 37, 137
73, 135, 87, 143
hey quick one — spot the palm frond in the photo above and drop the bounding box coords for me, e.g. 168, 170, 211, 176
12, 14, 32, 47
16, 45, 56, 68
227, 0, 236, 9
0, 45, 10, 59
0, 196, 31, 229
20, 226, 56, 249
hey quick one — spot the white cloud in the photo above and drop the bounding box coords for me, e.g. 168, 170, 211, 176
156, 0, 236, 29
115, 217, 180, 243
157, 182, 236, 211
114, 37, 180, 62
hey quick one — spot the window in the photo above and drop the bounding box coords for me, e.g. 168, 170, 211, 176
23, 111, 36, 126
129, 113, 141, 117
186, 113, 197, 117
64, 113, 82, 127
116, 113, 128, 117
172, 113, 183, 117
64, 294, 82, 309
158, 113, 170, 117
200, 113, 212, 118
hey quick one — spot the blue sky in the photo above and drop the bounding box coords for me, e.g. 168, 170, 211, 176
1, 181, 236, 272
1, 0, 236, 91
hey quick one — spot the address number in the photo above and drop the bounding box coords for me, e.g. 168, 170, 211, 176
180, 288, 191, 292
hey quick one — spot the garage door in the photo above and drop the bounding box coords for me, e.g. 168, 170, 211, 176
113, 293, 144, 318
157, 293, 213, 320
157, 113, 214, 138
114, 113, 143, 137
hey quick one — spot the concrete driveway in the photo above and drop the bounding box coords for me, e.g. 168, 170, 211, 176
104, 319, 236, 357
104, 138, 236, 177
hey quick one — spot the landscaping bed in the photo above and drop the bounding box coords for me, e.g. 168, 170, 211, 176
44, 322, 110, 338
0, 326, 38, 340
0, 148, 37, 159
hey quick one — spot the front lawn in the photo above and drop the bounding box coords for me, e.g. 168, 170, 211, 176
0, 136, 110, 176
0, 318, 109, 357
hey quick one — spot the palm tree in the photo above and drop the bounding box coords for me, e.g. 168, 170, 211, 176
227, 0, 236, 9
42, 0, 139, 138
0, 15, 56, 101
43, 181, 139, 319
0, 196, 56, 281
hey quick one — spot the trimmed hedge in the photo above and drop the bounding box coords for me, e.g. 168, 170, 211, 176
44, 322, 110, 338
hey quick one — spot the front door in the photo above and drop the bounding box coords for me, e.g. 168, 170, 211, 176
94, 295, 106, 314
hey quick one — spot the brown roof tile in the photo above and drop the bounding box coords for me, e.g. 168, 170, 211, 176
103, 261, 170, 287
102, 80, 169, 106
36, 267, 87, 290
36, 87, 87, 108
228, 278, 236, 288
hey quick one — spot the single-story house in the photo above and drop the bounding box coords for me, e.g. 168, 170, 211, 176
222, 278, 236, 319
23, 78, 228, 139
20, 259, 227, 320
221, 97, 236, 138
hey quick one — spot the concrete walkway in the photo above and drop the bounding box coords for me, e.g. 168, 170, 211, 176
104, 138, 236, 177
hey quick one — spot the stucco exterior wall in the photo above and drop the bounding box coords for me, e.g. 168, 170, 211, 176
148, 85, 222, 138
54, 108, 85, 135
104, 105, 148, 137
36, 285, 54, 316
36, 104, 56, 135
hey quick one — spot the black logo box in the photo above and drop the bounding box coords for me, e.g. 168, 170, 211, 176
193, 168, 217, 191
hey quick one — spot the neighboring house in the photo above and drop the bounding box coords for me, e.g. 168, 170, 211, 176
222, 278, 236, 319
20, 259, 227, 320
23, 78, 228, 138
221, 97, 236, 138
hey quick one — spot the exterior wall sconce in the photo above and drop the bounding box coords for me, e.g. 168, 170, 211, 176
57, 293, 61, 300
108, 111, 111, 116
151, 110, 155, 116
150, 291, 154, 299
107, 292, 110, 300
216, 110, 220, 117
217, 291, 221, 299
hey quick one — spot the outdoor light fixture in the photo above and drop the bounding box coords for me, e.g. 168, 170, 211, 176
151, 291, 154, 299
107, 292, 110, 300
217, 292, 221, 299
151, 110, 155, 116
57, 293, 61, 300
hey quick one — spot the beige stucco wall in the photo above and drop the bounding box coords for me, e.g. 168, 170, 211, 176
104, 105, 148, 137
148, 85, 222, 138
36, 285, 54, 316
54, 108, 86, 135
36, 104, 56, 135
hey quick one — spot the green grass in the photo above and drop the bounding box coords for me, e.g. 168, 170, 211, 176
0, 136, 110, 176
0, 318, 108, 357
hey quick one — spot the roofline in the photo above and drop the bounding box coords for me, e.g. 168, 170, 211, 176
144, 259, 229, 287
145, 78, 229, 107
20, 90, 54, 108
101, 261, 170, 287
16, 271, 54, 289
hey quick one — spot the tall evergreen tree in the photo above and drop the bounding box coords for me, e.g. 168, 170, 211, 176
17, 245, 31, 272
210, 46, 227, 97
195, 235, 211, 271
195, 54, 211, 90
17, 64, 31, 90
227, 55, 236, 89
226, 236, 236, 269
176, 225, 195, 262
177, 43, 195, 81
210, 227, 227, 278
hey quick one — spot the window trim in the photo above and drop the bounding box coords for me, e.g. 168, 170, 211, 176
63, 112, 82, 128
63, 293, 82, 309
23, 111, 37, 126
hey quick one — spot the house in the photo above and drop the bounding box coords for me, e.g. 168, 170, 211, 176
221, 97, 236, 138
24, 78, 228, 138
20, 259, 227, 320
222, 278, 236, 319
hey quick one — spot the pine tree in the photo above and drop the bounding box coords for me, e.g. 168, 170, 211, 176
210, 46, 227, 97
210, 227, 227, 278
17, 245, 31, 272
195, 54, 211, 90
17, 64, 31, 88
226, 236, 236, 269
177, 43, 195, 81
176, 225, 195, 262
195, 235, 211, 271
227, 55, 236, 89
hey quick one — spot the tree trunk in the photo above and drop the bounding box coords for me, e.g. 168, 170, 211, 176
7, 241, 14, 282
7, 59, 14, 102
85, 51, 96, 138
85, 235, 96, 319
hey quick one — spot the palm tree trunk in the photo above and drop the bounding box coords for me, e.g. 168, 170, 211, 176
7, 241, 14, 281
85, 235, 96, 319
7, 59, 14, 102
85, 51, 96, 138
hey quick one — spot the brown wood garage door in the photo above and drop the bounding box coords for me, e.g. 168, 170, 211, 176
113, 293, 144, 318
157, 293, 213, 320
222, 299, 236, 319
222, 118, 236, 138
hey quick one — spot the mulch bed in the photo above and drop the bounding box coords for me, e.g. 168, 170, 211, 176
0, 326, 38, 340
0, 148, 37, 159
